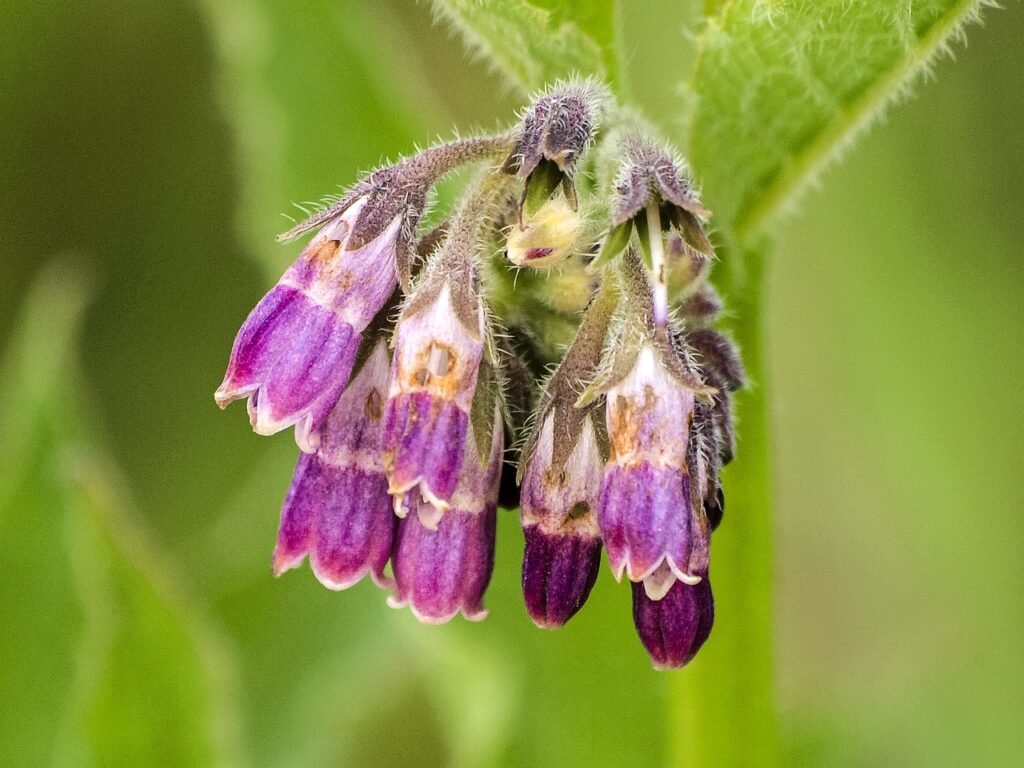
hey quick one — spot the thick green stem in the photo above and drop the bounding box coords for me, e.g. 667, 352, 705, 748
669, 245, 777, 766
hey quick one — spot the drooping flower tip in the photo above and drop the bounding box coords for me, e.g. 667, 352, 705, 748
388, 406, 503, 624
522, 524, 601, 629
270, 340, 396, 590
387, 502, 496, 624
216, 195, 404, 452
632, 575, 714, 670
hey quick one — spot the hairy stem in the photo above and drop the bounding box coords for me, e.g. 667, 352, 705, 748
669, 245, 777, 766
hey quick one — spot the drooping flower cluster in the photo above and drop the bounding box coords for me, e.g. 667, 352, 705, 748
216, 81, 743, 668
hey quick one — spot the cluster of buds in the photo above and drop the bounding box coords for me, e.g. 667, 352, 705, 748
216, 81, 743, 668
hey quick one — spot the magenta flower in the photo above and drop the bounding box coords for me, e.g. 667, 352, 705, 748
272, 339, 395, 590
382, 282, 484, 517
598, 344, 708, 598
520, 412, 604, 628
387, 404, 503, 623
216, 196, 401, 452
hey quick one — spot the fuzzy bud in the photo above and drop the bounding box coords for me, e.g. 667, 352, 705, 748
506, 196, 583, 269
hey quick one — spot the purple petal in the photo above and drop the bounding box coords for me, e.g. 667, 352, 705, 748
382, 392, 468, 505
272, 452, 320, 574
598, 463, 697, 583
311, 465, 395, 590
631, 576, 714, 670
216, 285, 304, 405
522, 525, 601, 628
388, 503, 497, 624
249, 304, 360, 445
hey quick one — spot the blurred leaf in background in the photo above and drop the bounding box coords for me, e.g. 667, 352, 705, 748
0, 265, 242, 766
1, 0, 1022, 767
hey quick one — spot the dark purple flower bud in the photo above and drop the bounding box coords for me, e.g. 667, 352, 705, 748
272, 340, 395, 590
632, 570, 714, 670
598, 345, 708, 595
382, 282, 484, 515
388, 406, 503, 623
520, 413, 604, 628
216, 197, 401, 452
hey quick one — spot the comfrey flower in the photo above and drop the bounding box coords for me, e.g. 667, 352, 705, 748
216, 136, 513, 451
215, 84, 744, 669
272, 338, 394, 589
214, 195, 399, 452
582, 252, 711, 598
388, 400, 503, 623
518, 281, 615, 628
382, 196, 491, 523
599, 342, 709, 597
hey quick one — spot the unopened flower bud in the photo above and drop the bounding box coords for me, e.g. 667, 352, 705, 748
506, 196, 582, 269
601, 138, 714, 299
520, 414, 603, 627
632, 572, 714, 670
504, 80, 606, 187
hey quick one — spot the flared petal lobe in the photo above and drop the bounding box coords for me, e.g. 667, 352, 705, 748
272, 341, 395, 590
216, 199, 401, 451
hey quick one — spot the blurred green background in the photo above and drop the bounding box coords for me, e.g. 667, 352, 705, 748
2, 1, 1022, 766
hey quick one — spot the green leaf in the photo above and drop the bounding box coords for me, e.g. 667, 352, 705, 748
429, 0, 608, 94
0, 264, 241, 765
0, 263, 90, 513
0, 264, 91, 766
688, 0, 993, 242
60, 454, 245, 768
0, 263, 243, 767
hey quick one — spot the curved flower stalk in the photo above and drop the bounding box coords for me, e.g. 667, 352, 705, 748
215, 82, 743, 666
